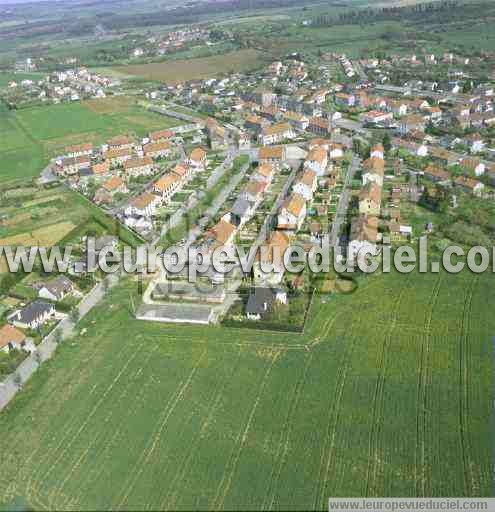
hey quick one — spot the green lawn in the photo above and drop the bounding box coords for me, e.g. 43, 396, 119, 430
0, 267, 491, 509
0, 99, 180, 184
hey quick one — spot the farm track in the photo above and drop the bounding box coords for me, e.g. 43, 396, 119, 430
415, 275, 443, 497
115, 348, 208, 509
365, 275, 412, 496
211, 350, 281, 510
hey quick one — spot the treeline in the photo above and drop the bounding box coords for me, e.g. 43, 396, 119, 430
311, 0, 461, 27
100, 0, 320, 31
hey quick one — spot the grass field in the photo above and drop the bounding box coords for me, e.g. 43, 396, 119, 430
114, 49, 266, 84
0, 99, 180, 183
0, 267, 491, 510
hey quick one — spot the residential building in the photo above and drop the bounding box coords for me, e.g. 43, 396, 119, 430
304, 146, 328, 176
104, 148, 132, 167
253, 231, 291, 286
293, 169, 317, 201
0, 324, 27, 354
348, 216, 379, 263
359, 182, 382, 215
124, 156, 154, 177
8, 301, 55, 330
278, 193, 307, 231
454, 176, 484, 196
188, 148, 208, 170
259, 122, 296, 145
125, 193, 161, 217
153, 174, 182, 203
38, 276, 74, 302
143, 141, 172, 159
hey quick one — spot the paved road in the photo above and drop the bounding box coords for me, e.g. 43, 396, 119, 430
156, 149, 240, 245
329, 153, 360, 248
184, 161, 251, 249
0, 273, 119, 412
251, 159, 301, 251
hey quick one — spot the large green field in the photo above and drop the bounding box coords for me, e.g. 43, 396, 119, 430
0, 267, 491, 510
0, 98, 180, 184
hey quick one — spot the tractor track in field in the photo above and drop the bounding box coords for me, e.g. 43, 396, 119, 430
116, 348, 207, 509
212, 350, 281, 510
365, 275, 412, 496
313, 335, 355, 508
161, 348, 243, 511
416, 274, 443, 496
263, 352, 313, 511
459, 276, 477, 495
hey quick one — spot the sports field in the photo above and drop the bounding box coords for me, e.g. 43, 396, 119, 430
0, 267, 491, 510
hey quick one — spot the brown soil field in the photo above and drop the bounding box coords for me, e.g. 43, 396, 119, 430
115, 49, 265, 84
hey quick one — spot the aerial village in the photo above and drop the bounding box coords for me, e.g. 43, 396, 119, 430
2, 46, 495, 357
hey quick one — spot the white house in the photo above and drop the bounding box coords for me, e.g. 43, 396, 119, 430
347, 216, 379, 263
293, 170, 318, 201
304, 146, 328, 176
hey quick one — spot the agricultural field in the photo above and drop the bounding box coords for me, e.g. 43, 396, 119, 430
0, 267, 491, 510
114, 49, 266, 84
0, 98, 180, 183
0, 185, 90, 248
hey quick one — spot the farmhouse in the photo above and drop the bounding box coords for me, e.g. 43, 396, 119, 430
0, 324, 27, 354
8, 301, 55, 330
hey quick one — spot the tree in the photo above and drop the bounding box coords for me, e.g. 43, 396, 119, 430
70, 308, 80, 324
54, 329, 63, 344
382, 132, 392, 153
13, 372, 22, 389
